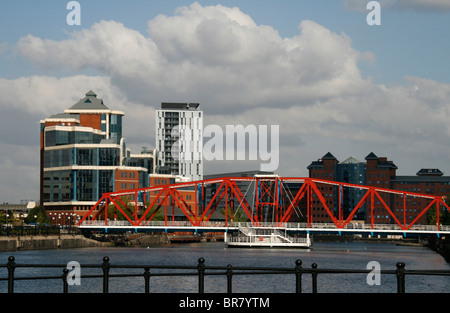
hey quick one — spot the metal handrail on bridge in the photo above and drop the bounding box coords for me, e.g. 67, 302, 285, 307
2, 256, 450, 293
78, 220, 450, 234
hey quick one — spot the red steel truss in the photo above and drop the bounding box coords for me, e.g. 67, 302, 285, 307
77, 176, 450, 231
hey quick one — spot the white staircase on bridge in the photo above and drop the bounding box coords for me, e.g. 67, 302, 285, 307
225, 225, 312, 248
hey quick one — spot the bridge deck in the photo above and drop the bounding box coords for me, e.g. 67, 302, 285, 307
78, 221, 450, 235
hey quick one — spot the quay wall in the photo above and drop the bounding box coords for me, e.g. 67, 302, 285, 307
0, 235, 112, 252
427, 236, 450, 263
123, 233, 170, 246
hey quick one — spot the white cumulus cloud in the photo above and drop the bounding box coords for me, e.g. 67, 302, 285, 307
16, 2, 369, 113
0, 2, 449, 201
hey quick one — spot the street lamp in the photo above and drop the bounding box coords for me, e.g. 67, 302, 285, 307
20, 214, 24, 238
3, 214, 9, 236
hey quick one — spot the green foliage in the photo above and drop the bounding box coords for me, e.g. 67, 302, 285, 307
104, 199, 165, 222
24, 205, 49, 225
220, 207, 248, 222
426, 196, 450, 225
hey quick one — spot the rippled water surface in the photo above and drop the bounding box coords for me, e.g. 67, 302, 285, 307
1, 241, 449, 293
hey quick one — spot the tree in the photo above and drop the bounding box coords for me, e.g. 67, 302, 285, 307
104, 198, 165, 222
0, 211, 16, 225
24, 205, 49, 225
426, 196, 450, 225
220, 207, 248, 222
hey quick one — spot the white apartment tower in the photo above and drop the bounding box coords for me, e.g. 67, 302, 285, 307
156, 103, 203, 181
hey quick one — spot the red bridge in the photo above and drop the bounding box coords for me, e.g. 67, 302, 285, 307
77, 176, 450, 235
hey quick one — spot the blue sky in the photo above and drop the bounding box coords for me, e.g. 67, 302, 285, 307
1, 1, 449, 83
0, 1, 449, 203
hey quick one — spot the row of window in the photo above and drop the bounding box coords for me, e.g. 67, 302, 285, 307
306, 214, 419, 220
120, 171, 136, 179
120, 183, 136, 190
43, 148, 120, 168
367, 173, 390, 178
45, 130, 104, 147
43, 170, 113, 202
152, 195, 194, 204
151, 178, 173, 185
397, 188, 449, 193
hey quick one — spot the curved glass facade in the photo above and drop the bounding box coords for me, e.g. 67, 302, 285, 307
43, 147, 120, 168
109, 114, 122, 143
43, 169, 115, 202
45, 130, 104, 147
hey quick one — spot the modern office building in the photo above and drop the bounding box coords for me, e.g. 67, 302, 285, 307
204, 170, 273, 209
307, 152, 450, 225
155, 103, 203, 181
123, 147, 162, 175
40, 91, 156, 218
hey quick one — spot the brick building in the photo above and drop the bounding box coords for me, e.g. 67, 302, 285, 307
307, 152, 450, 225
146, 174, 196, 221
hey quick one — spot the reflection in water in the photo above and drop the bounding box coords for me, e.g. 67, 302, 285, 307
0, 241, 449, 293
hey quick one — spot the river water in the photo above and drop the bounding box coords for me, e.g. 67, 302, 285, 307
0, 241, 449, 293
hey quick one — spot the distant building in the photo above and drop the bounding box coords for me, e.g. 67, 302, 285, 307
392, 168, 450, 225
155, 103, 203, 181
0, 202, 36, 221
123, 147, 162, 176
39, 91, 158, 219
307, 152, 340, 222
336, 156, 367, 220
147, 174, 197, 221
204, 170, 274, 222
307, 152, 450, 225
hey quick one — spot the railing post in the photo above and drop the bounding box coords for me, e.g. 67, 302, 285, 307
7, 256, 15, 293
197, 257, 205, 293
226, 264, 233, 293
311, 263, 318, 293
102, 256, 110, 293
144, 267, 151, 293
295, 260, 302, 293
396, 262, 406, 293
62, 268, 69, 293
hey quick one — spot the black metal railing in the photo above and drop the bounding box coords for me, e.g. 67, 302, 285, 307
1, 256, 449, 293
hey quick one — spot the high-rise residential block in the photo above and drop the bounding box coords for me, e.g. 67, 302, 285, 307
155, 103, 203, 181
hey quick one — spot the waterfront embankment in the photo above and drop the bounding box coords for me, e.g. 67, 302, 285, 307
0, 235, 113, 252
427, 236, 450, 262
0, 232, 219, 251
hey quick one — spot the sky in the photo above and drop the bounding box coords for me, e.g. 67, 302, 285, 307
0, 0, 449, 203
